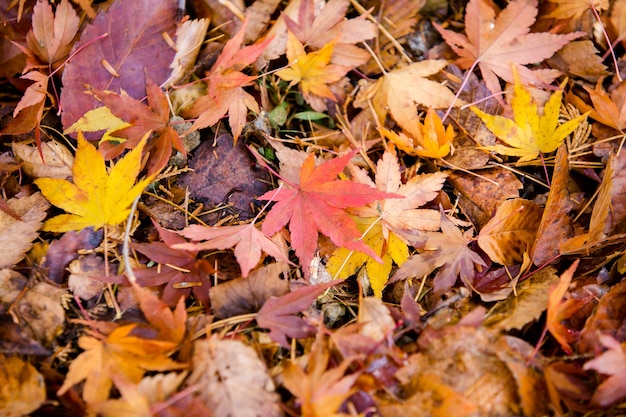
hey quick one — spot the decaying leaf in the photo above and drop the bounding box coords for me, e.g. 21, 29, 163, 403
583, 334, 626, 407
187, 337, 282, 417
12, 140, 74, 179
546, 260, 580, 355
0, 192, 49, 268
477, 198, 542, 266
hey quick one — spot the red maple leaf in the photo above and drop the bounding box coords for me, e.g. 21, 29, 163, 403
259, 151, 401, 277
183, 19, 272, 141
91, 79, 186, 175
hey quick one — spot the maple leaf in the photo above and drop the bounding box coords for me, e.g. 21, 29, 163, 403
259, 151, 401, 278
34, 132, 153, 232
380, 107, 456, 158
282, 0, 376, 67
25, 0, 79, 68
256, 280, 341, 347
66, 79, 185, 175
132, 221, 214, 306
583, 334, 626, 407
434, 0, 583, 96
546, 260, 581, 355
544, 0, 608, 20
282, 334, 359, 417
184, 19, 271, 141
174, 220, 291, 278
327, 151, 446, 297
57, 324, 185, 404
358, 60, 458, 131
472, 70, 588, 162
277, 32, 350, 112
393, 212, 486, 294
581, 82, 626, 132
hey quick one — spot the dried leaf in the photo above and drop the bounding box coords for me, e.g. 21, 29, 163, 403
187, 337, 281, 417
12, 140, 74, 179
477, 198, 542, 266
546, 260, 579, 355
0, 354, 46, 417
435, 0, 583, 95
583, 335, 626, 407
0, 192, 49, 268
544, 0, 608, 20
26, 0, 79, 65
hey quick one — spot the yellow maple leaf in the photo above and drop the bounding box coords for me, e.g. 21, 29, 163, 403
277, 31, 349, 109
381, 107, 455, 158
35, 132, 152, 232
472, 69, 588, 163
326, 216, 409, 299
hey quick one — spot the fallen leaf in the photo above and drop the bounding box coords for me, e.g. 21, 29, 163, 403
472, 70, 588, 163
34, 132, 153, 232
60, 0, 178, 133
531, 145, 575, 266
43, 227, 103, 284
580, 81, 626, 132
282, 333, 359, 417
132, 221, 214, 306
578, 280, 626, 353
358, 60, 457, 131
544, 0, 608, 20
394, 212, 486, 294
477, 198, 542, 266
546, 260, 580, 355
187, 337, 282, 417
359, 297, 395, 342
183, 20, 271, 140
164, 18, 211, 87
0, 354, 46, 417
583, 334, 626, 407
12, 140, 74, 179
209, 262, 290, 319
66, 79, 185, 175
435, 0, 583, 95
256, 280, 341, 347
175, 220, 291, 278
485, 268, 560, 331
25, 0, 79, 66
259, 151, 401, 278
0, 192, 49, 268
277, 32, 350, 111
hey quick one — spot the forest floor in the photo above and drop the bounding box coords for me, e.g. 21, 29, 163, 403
2, 0, 626, 415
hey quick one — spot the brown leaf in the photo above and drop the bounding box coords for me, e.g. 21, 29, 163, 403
531, 145, 574, 266
187, 337, 282, 417
578, 280, 626, 353
449, 168, 522, 229
485, 268, 560, 331
26, 0, 79, 66
0, 192, 49, 269
359, 297, 395, 342
583, 334, 626, 407
178, 133, 272, 221
43, 227, 103, 284
478, 198, 542, 266
209, 262, 290, 319
0, 354, 46, 417
61, 0, 178, 133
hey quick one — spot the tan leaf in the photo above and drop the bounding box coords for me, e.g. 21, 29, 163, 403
187, 337, 282, 417
12, 140, 74, 179
485, 268, 560, 331
359, 297, 395, 342
478, 199, 542, 266
0, 192, 49, 269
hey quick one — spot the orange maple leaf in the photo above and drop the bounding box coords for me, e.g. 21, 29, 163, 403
259, 151, 401, 278
277, 32, 350, 111
434, 0, 583, 95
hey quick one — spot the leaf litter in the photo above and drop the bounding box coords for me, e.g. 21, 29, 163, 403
2, 0, 626, 415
